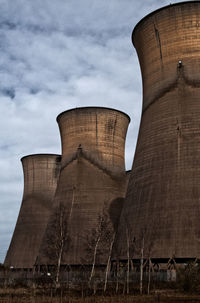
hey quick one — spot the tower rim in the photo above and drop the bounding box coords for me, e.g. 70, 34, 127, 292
56, 106, 130, 123
132, 1, 200, 47
21, 154, 61, 162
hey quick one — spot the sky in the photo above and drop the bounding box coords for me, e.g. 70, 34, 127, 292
0, 0, 184, 263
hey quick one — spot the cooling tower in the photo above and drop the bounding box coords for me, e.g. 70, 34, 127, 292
37, 107, 130, 266
117, 1, 200, 262
4, 154, 61, 269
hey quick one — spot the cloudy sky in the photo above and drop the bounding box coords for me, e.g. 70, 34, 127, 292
0, 0, 183, 263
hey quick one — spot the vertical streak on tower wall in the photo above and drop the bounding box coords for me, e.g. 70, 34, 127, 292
117, 1, 200, 260
38, 107, 130, 265
4, 154, 61, 268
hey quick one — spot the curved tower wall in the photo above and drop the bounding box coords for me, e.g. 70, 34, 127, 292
117, 1, 200, 260
4, 154, 61, 268
38, 107, 130, 265
57, 107, 129, 175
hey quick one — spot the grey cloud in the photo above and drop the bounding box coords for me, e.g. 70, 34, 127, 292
1, 88, 15, 99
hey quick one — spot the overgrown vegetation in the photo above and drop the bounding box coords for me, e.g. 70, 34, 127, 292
177, 263, 200, 293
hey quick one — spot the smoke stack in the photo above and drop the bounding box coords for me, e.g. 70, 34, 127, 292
4, 154, 61, 268
38, 107, 130, 265
117, 1, 200, 261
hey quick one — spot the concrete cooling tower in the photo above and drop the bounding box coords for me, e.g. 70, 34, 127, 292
4, 154, 61, 269
37, 107, 130, 266
117, 1, 200, 262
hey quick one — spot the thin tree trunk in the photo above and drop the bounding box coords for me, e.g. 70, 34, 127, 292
116, 260, 119, 294
147, 257, 151, 295
93, 282, 97, 295
56, 240, 64, 286
131, 259, 134, 272
56, 187, 74, 287
104, 233, 116, 293
140, 236, 144, 295
89, 236, 100, 285
56, 210, 65, 287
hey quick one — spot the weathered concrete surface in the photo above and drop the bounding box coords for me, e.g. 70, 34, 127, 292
38, 107, 130, 265
117, 1, 200, 260
4, 154, 61, 268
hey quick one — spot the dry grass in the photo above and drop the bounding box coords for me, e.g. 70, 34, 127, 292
1, 288, 200, 303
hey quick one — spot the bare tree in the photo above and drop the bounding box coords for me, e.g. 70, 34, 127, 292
88, 213, 105, 286
83, 207, 116, 293
39, 187, 76, 287
135, 222, 158, 295
83, 212, 105, 288
111, 210, 136, 295
146, 222, 159, 295
43, 203, 69, 286
107, 197, 124, 294
101, 216, 116, 293
147, 257, 153, 295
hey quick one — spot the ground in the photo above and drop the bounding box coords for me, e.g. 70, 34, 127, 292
1, 288, 200, 303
